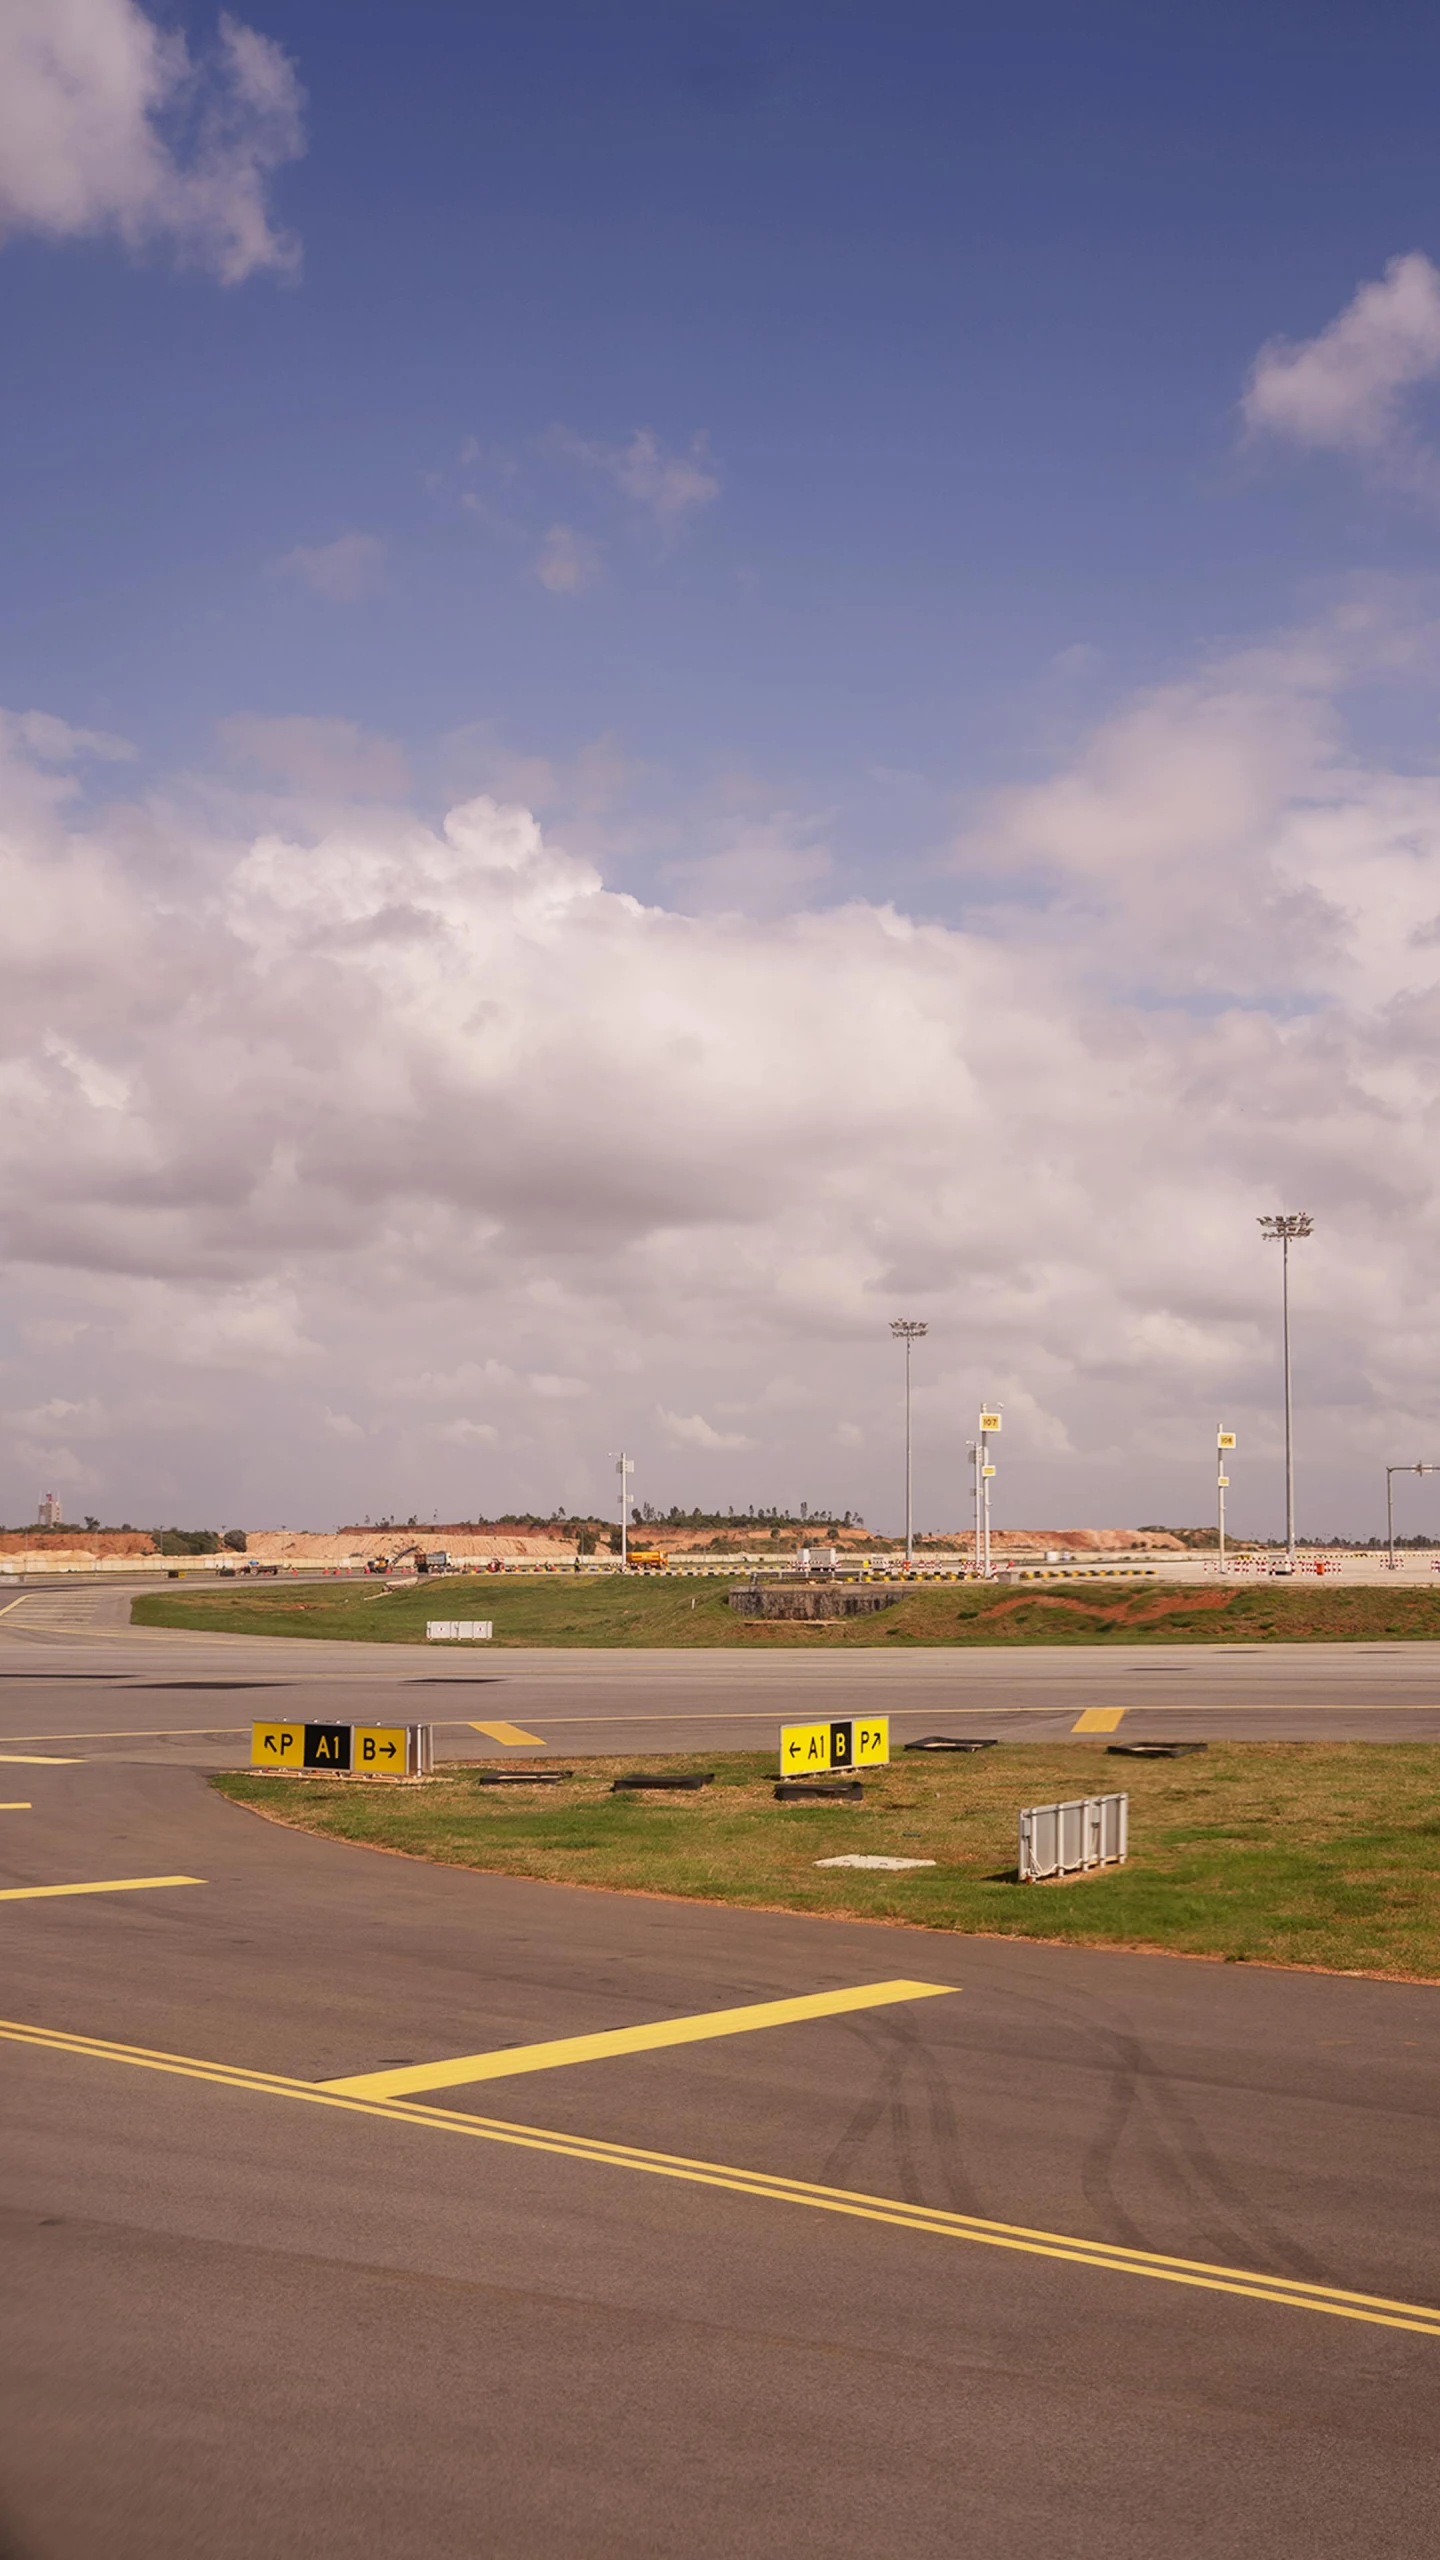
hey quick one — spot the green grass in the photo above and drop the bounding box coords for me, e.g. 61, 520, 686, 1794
213, 1742, 1440, 1979
137, 1572, 1440, 1646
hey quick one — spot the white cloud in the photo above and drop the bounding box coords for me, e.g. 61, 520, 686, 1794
6, 710, 134, 765
7, 1396, 107, 1438
0, 1, 304, 283
1242, 252, 1440, 483
659, 1409, 756, 1451
535, 524, 603, 594
276, 533, 384, 602
662, 816, 832, 919
555, 428, 721, 526
6, 619, 1440, 1530
218, 715, 410, 800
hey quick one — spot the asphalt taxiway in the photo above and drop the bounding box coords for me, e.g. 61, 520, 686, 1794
3, 1584, 1440, 1766
5, 1584, 1440, 2552
6, 1744, 1440, 2558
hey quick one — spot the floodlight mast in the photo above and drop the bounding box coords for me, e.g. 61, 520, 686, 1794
890, 1322, 928, 1564
1258, 1214, 1314, 1564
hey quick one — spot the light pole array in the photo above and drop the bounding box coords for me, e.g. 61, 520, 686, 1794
1386, 1463, 1439, 1571
1258, 1213, 1313, 1563
890, 1322, 927, 1563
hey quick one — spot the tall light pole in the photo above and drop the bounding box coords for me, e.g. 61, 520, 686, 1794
977, 1406, 1001, 1574
890, 1322, 927, 1564
1217, 1430, 1235, 1567
611, 1451, 634, 1569
1258, 1213, 1313, 1565
1386, 1463, 1439, 1571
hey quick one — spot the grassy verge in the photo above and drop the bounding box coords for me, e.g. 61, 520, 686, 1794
213, 1743, 1440, 1979
138, 1574, 1440, 1646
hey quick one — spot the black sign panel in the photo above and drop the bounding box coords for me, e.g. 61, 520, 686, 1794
302, 1722, 352, 1770
829, 1719, 854, 1768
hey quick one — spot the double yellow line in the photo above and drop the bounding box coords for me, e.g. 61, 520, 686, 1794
5, 2012, 1438, 2337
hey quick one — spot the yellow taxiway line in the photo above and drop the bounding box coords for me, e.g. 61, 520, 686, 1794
469, 1719, 547, 1746
1071, 1707, 1125, 1732
0, 1875, 203, 1902
320, 1979, 953, 2098
4, 2011, 1439, 2337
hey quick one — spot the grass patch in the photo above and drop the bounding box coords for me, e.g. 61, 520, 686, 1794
213, 1743, 1440, 1980
137, 1574, 1440, 1647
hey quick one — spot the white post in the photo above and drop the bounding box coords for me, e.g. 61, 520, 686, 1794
1217, 1430, 1235, 1570
977, 1407, 1001, 1575
1388, 1463, 1437, 1571
904, 1332, 913, 1564
1258, 1215, 1313, 1568
889, 1321, 927, 1568
1281, 1234, 1294, 1564
613, 1452, 634, 1569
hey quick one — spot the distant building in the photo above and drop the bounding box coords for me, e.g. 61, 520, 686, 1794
37, 1492, 62, 1528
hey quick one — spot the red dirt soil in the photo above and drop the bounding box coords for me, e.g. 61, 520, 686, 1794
982, 1589, 1237, 1627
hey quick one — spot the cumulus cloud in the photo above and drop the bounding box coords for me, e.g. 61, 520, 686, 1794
218, 715, 410, 800
5, 710, 134, 766
659, 1409, 756, 1451
0, 0, 304, 282
276, 533, 385, 602
1242, 252, 1440, 488
7, 620, 1440, 1530
535, 524, 603, 594
553, 427, 721, 526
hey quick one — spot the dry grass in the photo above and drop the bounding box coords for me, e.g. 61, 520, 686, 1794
141, 1573, 1440, 1647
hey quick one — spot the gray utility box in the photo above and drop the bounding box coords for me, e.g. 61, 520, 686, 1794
1018, 1791, 1127, 1882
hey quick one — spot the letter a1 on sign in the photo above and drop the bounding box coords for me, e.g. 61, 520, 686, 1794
780, 1721, 833, 1771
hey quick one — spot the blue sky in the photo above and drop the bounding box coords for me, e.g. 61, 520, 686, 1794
9, 0, 1440, 882
6, 0, 1440, 1536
